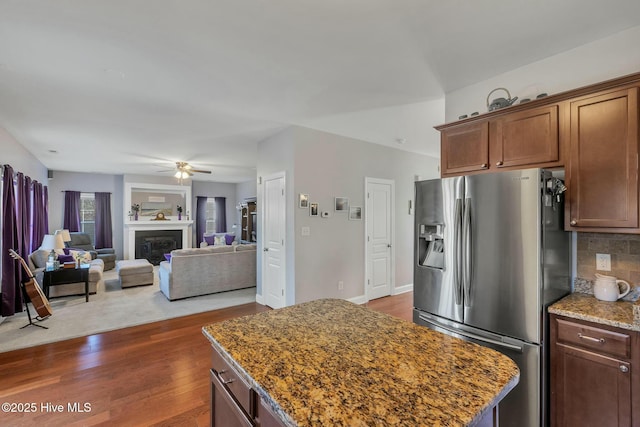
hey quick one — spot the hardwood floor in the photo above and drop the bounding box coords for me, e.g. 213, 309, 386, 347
0, 292, 413, 426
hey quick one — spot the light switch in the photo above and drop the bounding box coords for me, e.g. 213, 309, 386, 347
301, 226, 310, 236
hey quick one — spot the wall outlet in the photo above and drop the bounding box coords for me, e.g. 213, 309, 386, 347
596, 253, 611, 271
338, 281, 344, 291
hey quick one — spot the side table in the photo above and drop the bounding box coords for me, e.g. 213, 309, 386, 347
43, 264, 91, 302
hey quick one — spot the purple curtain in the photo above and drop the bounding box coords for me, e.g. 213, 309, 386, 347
1, 165, 23, 316
32, 181, 47, 252
43, 185, 49, 234
17, 173, 32, 261
63, 190, 81, 232
196, 196, 207, 245
94, 192, 113, 249
215, 197, 226, 233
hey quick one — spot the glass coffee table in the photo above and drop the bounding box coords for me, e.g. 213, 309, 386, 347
43, 264, 91, 302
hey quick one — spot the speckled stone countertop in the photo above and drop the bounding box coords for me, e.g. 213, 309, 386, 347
202, 299, 519, 427
549, 292, 640, 331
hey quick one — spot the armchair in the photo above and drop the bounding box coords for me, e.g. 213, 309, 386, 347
68, 232, 117, 270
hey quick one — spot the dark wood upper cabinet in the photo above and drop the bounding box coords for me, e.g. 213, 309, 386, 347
490, 104, 559, 168
440, 121, 489, 176
566, 87, 639, 230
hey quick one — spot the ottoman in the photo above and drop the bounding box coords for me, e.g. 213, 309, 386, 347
116, 259, 154, 288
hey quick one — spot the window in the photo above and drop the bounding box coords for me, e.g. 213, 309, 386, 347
80, 193, 95, 242
205, 198, 216, 233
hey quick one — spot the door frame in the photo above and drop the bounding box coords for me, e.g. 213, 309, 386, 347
364, 177, 395, 302
260, 171, 287, 308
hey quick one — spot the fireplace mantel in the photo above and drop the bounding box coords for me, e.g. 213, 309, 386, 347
123, 181, 193, 260
124, 220, 192, 260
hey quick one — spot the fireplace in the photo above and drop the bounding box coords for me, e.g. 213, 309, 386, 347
135, 230, 183, 265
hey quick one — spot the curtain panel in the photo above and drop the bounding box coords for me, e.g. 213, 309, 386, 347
32, 181, 47, 251
1, 165, 23, 316
63, 190, 81, 232
195, 196, 207, 245
94, 192, 113, 249
215, 197, 226, 233
17, 173, 32, 263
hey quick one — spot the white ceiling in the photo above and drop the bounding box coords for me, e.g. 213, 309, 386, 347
1, 0, 640, 183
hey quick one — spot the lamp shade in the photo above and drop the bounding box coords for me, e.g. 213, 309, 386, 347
55, 229, 71, 242
40, 234, 65, 250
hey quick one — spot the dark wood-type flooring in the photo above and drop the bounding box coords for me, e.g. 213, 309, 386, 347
0, 292, 413, 426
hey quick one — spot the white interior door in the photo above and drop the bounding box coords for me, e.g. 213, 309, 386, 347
263, 173, 286, 309
366, 178, 394, 300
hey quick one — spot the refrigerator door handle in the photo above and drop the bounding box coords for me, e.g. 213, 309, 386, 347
418, 314, 524, 353
453, 198, 463, 305
462, 198, 472, 307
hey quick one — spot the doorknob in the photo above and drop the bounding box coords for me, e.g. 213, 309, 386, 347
387, 244, 392, 248
263, 248, 269, 252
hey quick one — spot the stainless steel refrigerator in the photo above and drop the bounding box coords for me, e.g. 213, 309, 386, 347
413, 168, 571, 427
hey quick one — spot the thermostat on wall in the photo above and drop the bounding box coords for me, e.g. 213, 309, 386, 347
321, 211, 331, 218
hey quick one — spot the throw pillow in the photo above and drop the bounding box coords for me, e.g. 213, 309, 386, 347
69, 250, 92, 263
225, 234, 235, 245
57, 254, 74, 263
204, 234, 214, 246
164, 253, 172, 262
214, 235, 226, 246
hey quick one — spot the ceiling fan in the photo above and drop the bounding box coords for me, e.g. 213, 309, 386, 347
158, 161, 212, 182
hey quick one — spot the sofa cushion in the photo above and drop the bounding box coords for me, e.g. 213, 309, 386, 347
214, 235, 226, 246
30, 249, 50, 269
225, 234, 235, 245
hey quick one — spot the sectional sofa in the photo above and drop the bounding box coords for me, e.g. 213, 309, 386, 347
158, 244, 256, 300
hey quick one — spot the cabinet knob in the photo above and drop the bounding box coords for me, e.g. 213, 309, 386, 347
496, 161, 504, 166
481, 163, 488, 169
570, 219, 577, 226
620, 365, 629, 373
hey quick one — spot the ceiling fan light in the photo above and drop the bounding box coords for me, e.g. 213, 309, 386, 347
174, 171, 182, 178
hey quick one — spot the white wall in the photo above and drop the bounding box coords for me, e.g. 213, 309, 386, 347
445, 25, 640, 121
256, 126, 439, 306
0, 127, 47, 183
290, 126, 439, 303
47, 171, 124, 258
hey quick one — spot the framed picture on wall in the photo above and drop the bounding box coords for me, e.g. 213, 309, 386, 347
299, 193, 309, 209
335, 197, 349, 212
349, 206, 362, 220
310, 203, 319, 217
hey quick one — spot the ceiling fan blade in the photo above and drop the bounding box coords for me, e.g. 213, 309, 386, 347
191, 169, 212, 174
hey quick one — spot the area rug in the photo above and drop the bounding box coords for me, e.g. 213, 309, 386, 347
0, 267, 257, 353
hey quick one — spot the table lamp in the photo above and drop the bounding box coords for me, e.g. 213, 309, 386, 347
55, 229, 71, 247
40, 234, 65, 270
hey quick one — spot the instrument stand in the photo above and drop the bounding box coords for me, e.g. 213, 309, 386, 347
19, 280, 49, 329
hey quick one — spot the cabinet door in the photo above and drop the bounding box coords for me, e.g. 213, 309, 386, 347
440, 121, 489, 175
256, 398, 287, 427
491, 104, 559, 168
553, 345, 631, 427
567, 88, 639, 229
210, 370, 253, 427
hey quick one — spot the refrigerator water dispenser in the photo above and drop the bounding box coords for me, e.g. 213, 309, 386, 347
419, 224, 445, 269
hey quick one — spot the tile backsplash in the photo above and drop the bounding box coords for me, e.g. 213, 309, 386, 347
577, 233, 640, 286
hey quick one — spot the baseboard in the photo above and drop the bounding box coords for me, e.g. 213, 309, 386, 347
393, 283, 413, 295
347, 295, 368, 305
255, 293, 264, 305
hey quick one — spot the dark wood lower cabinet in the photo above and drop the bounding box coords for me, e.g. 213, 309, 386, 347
210, 346, 286, 427
551, 314, 638, 427
211, 369, 253, 427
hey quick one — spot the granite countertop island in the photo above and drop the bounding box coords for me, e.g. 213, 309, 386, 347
202, 298, 519, 426
549, 292, 640, 331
